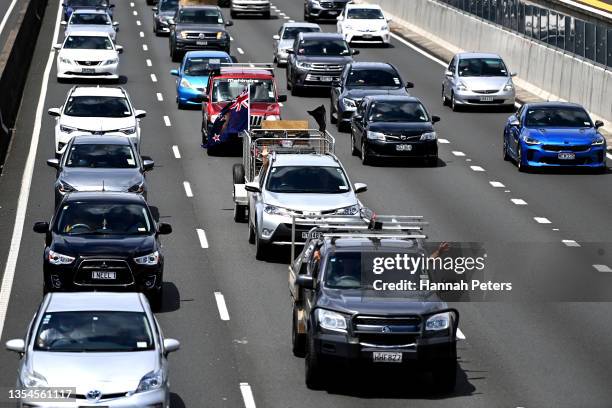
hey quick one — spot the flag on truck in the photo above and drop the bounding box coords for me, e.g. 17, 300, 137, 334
205, 87, 250, 149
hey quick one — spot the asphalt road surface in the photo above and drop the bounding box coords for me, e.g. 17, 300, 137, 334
1, 0, 612, 407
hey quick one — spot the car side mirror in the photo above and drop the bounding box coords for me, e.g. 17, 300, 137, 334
277, 94, 287, 102
331, 79, 341, 87
245, 182, 261, 193
60, 21, 67, 26
158, 223, 172, 235
5, 339, 25, 354
163, 338, 180, 354
296, 274, 315, 290
510, 72, 517, 77
509, 117, 520, 127
168, 18, 175, 25
351, 49, 360, 55
387, 17, 393, 22
115, 45, 123, 54
336, 15, 344, 21
33, 222, 49, 233
431, 115, 441, 123
225, 20, 233, 26
405, 82, 414, 89
48, 108, 61, 117
46, 158, 60, 169
273, 34, 280, 40
109, 4, 115, 8
53, 43, 62, 50
135, 110, 147, 119
170, 69, 179, 76
354, 183, 367, 194
143, 159, 155, 171
113, 21, 119, 27
594, 120, 604, 129
152, 7, 158, 11
444, 70, 453, 77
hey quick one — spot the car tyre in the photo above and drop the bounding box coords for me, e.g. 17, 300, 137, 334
351, 132, 359, 156
234, 204, 247, 223
361, 140, 372, 165
232, 163, 245, 184
292, 307, 307, 357
451, 92, 460, 112
254, 225, 269, 260
230, 10, 237, 18
517, 146, 529, 172
171, 48, 181, 63
502, 136, 510, 161
177, 101, 187, 110
248, 220, 255, 244
441, 86, 449, 106
432, 360, 457, 394
424, 156, 438, 167
330, 105, 337, 124
305, 335, 326, 390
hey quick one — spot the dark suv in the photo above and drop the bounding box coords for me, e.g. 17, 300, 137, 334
169, 4, 233, 62
330, 62, 413, 132
286, 32, 358, 95
289, 216, 459, 391
33, 192, 172, 310
304, 0, 350, 21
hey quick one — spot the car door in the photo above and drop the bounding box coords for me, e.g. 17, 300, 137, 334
331, 65, 348, 113
508, 106, 524, 155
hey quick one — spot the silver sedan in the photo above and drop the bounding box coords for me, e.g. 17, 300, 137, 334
5, 292, 180, 408
441, 52, 516, 111
272, 22, 321, 66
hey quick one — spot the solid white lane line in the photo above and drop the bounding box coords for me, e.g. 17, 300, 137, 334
214, 292, 230, 320
451, 151, 465, 156
240, 383, 256, 408
150, 74, 157, 82
183, 181, 193, 197
142, 44, 148, 51
562, 240, 580, 247
146, 59, 152, 66
489, 181, 505, 188
389, 32, 446, 67
136, 20, 141, 26
438, 138, 450, 144
534, 217, 551, 224
172, 145, 181, 158
0, 0, 19, 41
510, 198, 527, 205
593, 264, 612, 273
456, 328, 466, 340
196, 229, 209, 248
470, 165, 485, 172
156, 92, 163, 101
0, 0, 62, 341
163, 115, 171, 126
237, 47, 244, 54
607, 152, 612, 160
139, 31, 144, 38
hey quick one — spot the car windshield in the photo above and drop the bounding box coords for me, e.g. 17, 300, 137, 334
177, 8, 223, 24
68, 0, 108, 6
368, 101, 429, 122
65, 144, 137, 168
63, 35, 113, 50
70, 13, 111, 25
64, 96, 132, 117
346, 69, 401, 88
183, 57, 230, 76
347, 8, 384, 19
55, 202, 153, 235
282, 26, 320, 40
525, 107, 593, 128
159, 0, 178, 11
297, 40, 350, 56
211, 79, 275, 102
267, 166, 350, 194
458, 57, 508, 77
34, 311, 154, 352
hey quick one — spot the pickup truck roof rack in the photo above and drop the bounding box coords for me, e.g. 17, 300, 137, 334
207, 63, 275, 76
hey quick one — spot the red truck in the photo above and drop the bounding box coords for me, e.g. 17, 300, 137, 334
200, 64, 287, 146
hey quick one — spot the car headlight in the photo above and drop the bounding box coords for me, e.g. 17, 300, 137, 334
334, 204, 360, 216
503, 81, 514, 92
296, 61, 312, 69
59, 124, 76, 133
592, 136, 605, 145
523, 135, 541, 145
316, 309, 347, 333
128, 181, 145, 193
48, 250, 75, 265
265, 115, 280, 121
179, 31, 188, 39
366, 131, 386, 141
58, 56, 72, 64
180, 78, 195, 89
457, 81, 468, 91
135, 369, 164, 393
425, 312, 450, 331
420, 131, 437, 141
134, 251, 159, 265
216, 31, 226, 40
119, 126, 136, 135
21, 369, 48, 388
264, 204, 291, 216
342, 98, 357, 110
103, 58, 119, 65
57, 180, 76, 194
381, 24, 389, 31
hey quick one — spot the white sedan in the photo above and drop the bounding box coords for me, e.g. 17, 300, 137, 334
54, 30, 122, 80
62, 8, 119, 41
337, 4, 391, 46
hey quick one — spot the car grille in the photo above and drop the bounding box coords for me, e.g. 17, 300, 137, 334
309, 63, 343, 73
184, 32, 217, 39
75, 392, 127, 400
472, 89, 499, 94
541, 144, 590, 152
353, 315, 422, 347
76, 61, 101, 66
74, 259, 134, 286
385, 134, 423, 141
320, 1, 343, 9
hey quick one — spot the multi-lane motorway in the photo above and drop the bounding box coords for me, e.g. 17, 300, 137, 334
1, 0, 612, 406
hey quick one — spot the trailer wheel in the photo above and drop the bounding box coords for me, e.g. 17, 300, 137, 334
234, 204, 247, 223
232, 163, 245, 184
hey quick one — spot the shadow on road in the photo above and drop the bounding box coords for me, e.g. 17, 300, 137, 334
170, 392, 186, 408
158, 281, 181, 314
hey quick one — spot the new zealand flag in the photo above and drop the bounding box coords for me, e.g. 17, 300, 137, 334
205, 88, 249, 149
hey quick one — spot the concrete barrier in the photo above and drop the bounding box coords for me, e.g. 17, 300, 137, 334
365, 0, 612, 124
0, 0, 48, 170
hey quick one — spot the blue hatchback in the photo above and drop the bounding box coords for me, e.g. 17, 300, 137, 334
503, 102, 606, 172
171, 51, 232, 109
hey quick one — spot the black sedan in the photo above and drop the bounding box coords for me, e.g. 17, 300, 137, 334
350, 95, 440, 166
33, 192, 172, 310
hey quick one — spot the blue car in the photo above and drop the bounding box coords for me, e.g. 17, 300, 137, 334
503, 102, 606, 172
170, 51, 232, 109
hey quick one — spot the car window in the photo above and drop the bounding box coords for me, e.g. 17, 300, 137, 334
297, 39, 350, 56
368, 101, 429, 122
177, 8, 223, 24
63, 35, 113, 50
346, 69, 401, 88
524, 107, 593, 128
458, 57, 508, 77
55, 202, 153, 235
65, 144, 137, 169
159, 0, 178, 11
34, 311, 154, 352
266, 166, 350, 194
70, 13, 111, 25
211, 79, 275, 102
346, 8, 384, 19
448, 57, 456, 73
282, 26, 320, 40
64, 96, 132, 117
68, 0, 108, 6
183, 57, 230, 75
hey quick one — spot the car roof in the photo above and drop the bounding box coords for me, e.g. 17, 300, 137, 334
66, 30, 112, 37
72, 8, 109, 14
179, 4, 220, 10
282, 22, 320, 29
63, 191, 146, 203
346, 3, 382, 9
185, 50, 231, 59
272, 154, 340, 167
363, 94, 421, 103
524, 101, 585, 110
70, 86, 126, 97
299, 32, 344, 40
46, 292, 146, 313
456, 52, 502, 60
348, 61, 397, 71
72, 134, 131, 145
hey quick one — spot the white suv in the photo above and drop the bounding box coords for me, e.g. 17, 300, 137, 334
48, 86, 146, 156
54, 30, 123, 80
337, 4, 391, 46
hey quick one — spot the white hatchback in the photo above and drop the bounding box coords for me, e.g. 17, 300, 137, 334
55, 30, 122, 80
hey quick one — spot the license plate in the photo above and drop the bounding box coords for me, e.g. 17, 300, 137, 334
81, 68, 95, 73
363, 34, 373, 38
479, 96, 494, 101
558, 152, 575, 160
319, 76, 332, 82
329, 11, 338, 15
196, 40, 208, 45
92, 271, 116, 280
373, 351, 402, 363
396, 144, 412, 151
302, 231, 321, 239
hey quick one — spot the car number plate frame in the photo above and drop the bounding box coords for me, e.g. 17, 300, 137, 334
479, 96, 494, 102
396, 144, 413, 151
373, 351, 402, 363
302, 231, 322, 239
81, 68, 95, 74
558, 152, 575, 160
92, 271, 117, 280
319, 76, 333, 82
196, 40, 208, 46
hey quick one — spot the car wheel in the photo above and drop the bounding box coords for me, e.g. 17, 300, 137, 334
337, 120, 348, 133
292, 307, 307, 357
305, 335, 326, 390
171, 48, 180, 63
248, 220, 255, 244
330, 105, 337, 124
230, 10, 237, 18
441, 86, 449, 106
234, 204, 247, 223
291, 83, 300, 97
351, 132, 359, 156
233, 163, 245, 184
361, 140, 372, 165
451, 92, 460, 112
502, 136, 510, 161
432, 360, 457, 394
286, 71, 292, 90
254, 225, 269, 260
177, 101, 187, 110
517, 146, 529, 172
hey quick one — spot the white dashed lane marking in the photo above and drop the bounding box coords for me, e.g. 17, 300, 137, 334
240, 383, 256, 408
196, 229, 209, 248
172, 145, 181, 158
534, 217, 551, 224
237, 47, 245, 54
183, 181, 193, 197
139, 31, 144, 38
451, 151, 465, 157
593, 264, 612, 272
156, 92, 163, 101
470, 166, 485, 172
438, 138, 450, 144
214, 292, 230, 320
457, 328, 466, 340
133, 10, 137, 16
142, 44, 148, 51
562, 240, 580, 247
510, 198, 527, 205
163, 116, 171, 126
489, 181, 505, 188
150, 74, 157, 82
146, 59, 152, 66
136, 20, 141, 26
